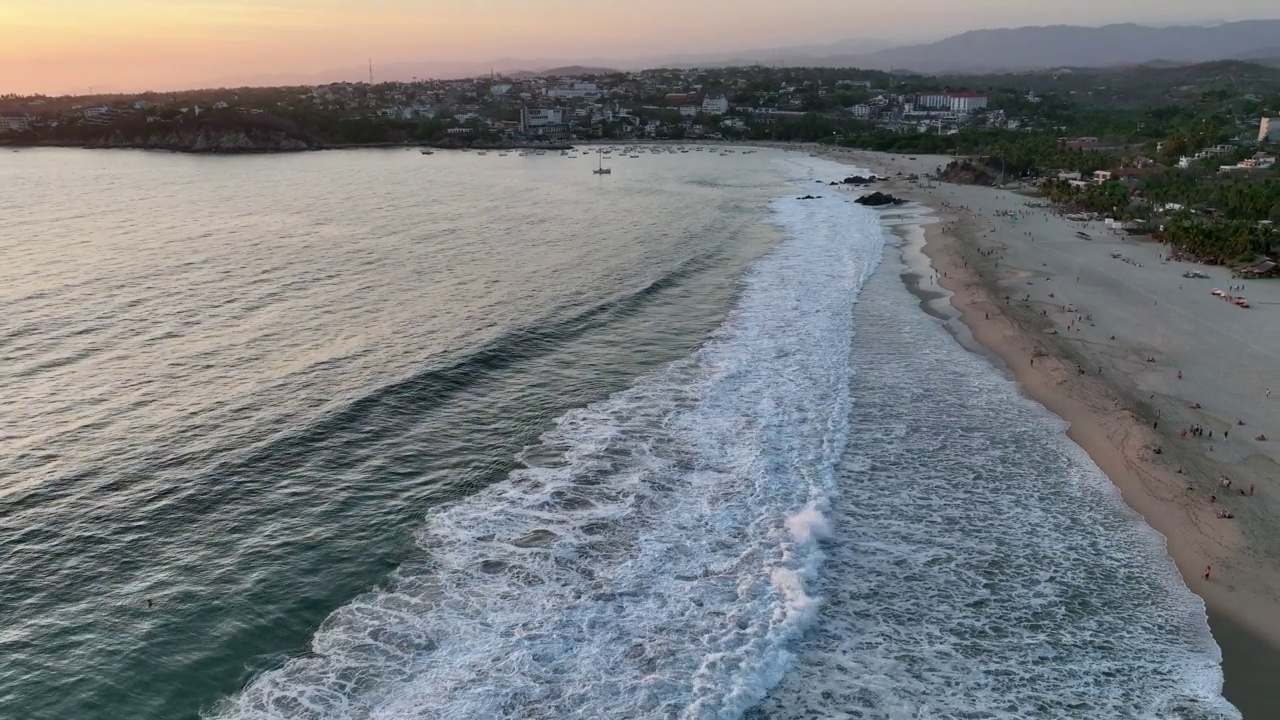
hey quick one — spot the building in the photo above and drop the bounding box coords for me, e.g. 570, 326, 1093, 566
916, 93, 950, 109
0, 115, 30, 133
521, 107, 564, 128
546, 82, 600, 99
847, 104, 871, 119
949, 93, 988, 113
701, 95, 729, 115
83, 106, 125, 125
1261, 118, 1280, 143
521, 107, 568, 139
678, 105, 699, 117
664, 93, 697, 106
1060, 137, 1099, 150
489, 83, 513, 97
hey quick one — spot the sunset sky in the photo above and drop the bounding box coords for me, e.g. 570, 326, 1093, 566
1, 0, 1276, 94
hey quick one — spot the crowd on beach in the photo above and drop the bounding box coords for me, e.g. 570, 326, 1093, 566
928, 193, 1274, 586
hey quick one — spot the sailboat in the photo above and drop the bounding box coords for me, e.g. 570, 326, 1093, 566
593, 150, 611, 175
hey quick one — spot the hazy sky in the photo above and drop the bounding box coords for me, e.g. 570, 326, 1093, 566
1, 0, 1277, 94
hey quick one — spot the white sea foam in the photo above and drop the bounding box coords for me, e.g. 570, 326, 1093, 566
213, 153, 1238, 720
755, 156, 1239, 719
210, 174, 887, 719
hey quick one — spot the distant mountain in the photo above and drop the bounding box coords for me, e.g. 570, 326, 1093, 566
190, 20, 1280, 90
848, 20, 1280, 73
504, 66, 619, 79
197, 39, 905, 87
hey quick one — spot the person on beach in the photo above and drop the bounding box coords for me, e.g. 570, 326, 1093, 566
1204, 565, 1211, 580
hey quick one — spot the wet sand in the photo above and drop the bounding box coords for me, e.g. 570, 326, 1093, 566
811, 148, 1280, 718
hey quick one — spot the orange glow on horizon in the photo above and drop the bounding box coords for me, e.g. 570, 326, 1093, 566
0, 0, 1272, 95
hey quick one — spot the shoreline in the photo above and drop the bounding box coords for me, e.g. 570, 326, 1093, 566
821, 150, 1279, 718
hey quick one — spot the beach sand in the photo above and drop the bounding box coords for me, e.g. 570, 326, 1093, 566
806, 147, 1280, 718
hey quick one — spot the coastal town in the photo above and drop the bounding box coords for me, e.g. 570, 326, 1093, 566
0, 67, 1013, 145
3, 62, 1276, 276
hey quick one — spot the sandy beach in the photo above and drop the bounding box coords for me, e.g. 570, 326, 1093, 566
806, 147, 1280, 717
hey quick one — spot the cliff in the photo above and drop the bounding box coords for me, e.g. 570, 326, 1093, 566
83, 127, 316, 153
78, 115, 321, 153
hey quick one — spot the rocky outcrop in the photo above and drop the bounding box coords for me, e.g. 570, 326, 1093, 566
73, 113, 323, 154
855, 191, 906, 207
936, 160, 997, 186
85, 127, 315, 153
857, 192, 903, 206
840, 175, 878, 185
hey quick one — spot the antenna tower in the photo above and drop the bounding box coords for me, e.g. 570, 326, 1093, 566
369, 58, 374, 85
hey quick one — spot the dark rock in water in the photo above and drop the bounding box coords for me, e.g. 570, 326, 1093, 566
797, 194, 822, 200
829, 181, 839, 185
855, 191, 905, 207
841, 175, 877, 185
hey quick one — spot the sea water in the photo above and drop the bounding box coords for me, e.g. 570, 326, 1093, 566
0, 149, 1236, 719
215, 157, 1237, 718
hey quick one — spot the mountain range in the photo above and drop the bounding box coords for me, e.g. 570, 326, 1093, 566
845, 20, 1280, 73
204, 20, 1280, 87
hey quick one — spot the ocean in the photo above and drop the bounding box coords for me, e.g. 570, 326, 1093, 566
0, 147, 1238, 719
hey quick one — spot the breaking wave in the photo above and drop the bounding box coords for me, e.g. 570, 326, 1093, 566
210, 188, 884, 718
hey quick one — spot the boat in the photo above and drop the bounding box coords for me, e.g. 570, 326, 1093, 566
593, 152, 612, 175
630, 154, 640, 158
498, 152, 509, 156
477, 151, 488, 156
419, 148, 434, 155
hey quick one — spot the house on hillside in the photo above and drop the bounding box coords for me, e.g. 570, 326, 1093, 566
0, 115, 30, 133
701, 95, 729, 115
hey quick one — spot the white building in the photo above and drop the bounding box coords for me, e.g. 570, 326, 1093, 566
546, 82, 600, 99
522, 107, 564, 127
949, 93, 988, 113
678, 105, 699, 117
916, 93, 950, 109
701, 95, 729, 115
83, 106, 110, 118
489, 83, 513, 97
1261, 118, 1280, 143
847, 104, 871, 119
0, 115, 30, 132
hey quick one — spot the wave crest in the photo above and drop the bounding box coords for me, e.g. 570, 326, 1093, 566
209, 191, 886, 719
